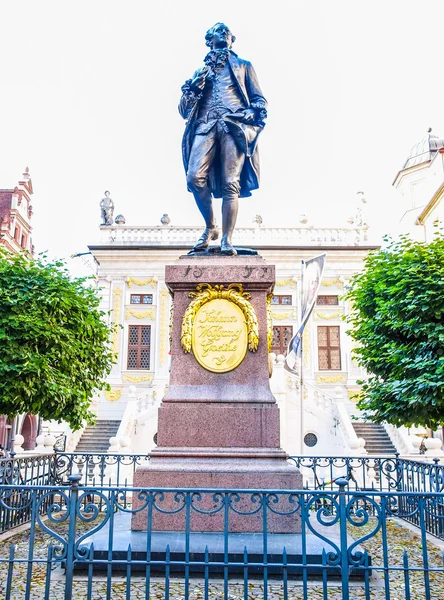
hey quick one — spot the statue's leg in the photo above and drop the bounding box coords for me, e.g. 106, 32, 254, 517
187, 131, 219, 250
219, 128, 245, 255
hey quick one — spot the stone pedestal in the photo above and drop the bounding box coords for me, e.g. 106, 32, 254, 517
132, 255, 302, 533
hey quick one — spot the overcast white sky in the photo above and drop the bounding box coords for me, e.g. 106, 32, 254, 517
1, 1, 444, 275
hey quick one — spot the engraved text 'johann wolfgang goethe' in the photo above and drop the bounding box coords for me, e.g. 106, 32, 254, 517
196, 309, 243, 357
191, 299, 248, 373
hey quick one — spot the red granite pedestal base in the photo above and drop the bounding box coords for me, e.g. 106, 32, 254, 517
131, 255, 302, 533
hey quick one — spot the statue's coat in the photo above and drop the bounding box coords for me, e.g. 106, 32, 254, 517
179, 51, 267, 198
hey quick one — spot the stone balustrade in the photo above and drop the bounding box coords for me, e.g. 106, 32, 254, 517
96, 225, 369, 247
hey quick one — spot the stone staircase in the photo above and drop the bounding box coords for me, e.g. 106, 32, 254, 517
74, 420, 121, 453
352, 422, 397, 455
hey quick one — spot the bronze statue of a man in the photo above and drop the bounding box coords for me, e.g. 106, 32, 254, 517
179, 23, 267, 255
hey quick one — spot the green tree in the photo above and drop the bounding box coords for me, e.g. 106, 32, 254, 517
0, 249, 115, 430
344, 232, 444, 429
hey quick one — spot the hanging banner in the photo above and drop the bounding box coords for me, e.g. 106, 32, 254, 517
285, 253, 327, 374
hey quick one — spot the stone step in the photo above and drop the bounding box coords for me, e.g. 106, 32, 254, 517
84, 423, 120, 427
353, 423, 388, 430
75, 437, 113, 444
354, 429, 388, 434
360, 440, 395, 446
355, 429, 390, 440
353, 426, 387, 432
81, 434, 118, 439
360, 438, 393, 443
74, 420, 121, 452
77, 434, 117, 438
352, 422, 397, 454
86, 422, 120, 426
84, 424, 119, 428
82, 429, 119, 433
357, 434, 392, 440
78, 436, 118, 440
79, 432, 117, 436
81, 431, 119, 436
75, 446, 111, 452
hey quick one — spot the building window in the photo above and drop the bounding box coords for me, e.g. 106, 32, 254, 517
14, 226, 20, 242
271, 295, 292, 305
304, 432, 318, 448
317, 326, 341, 370
272, 325, 293, 355
316, 295, 339, 306
127, 325, 151, 369
130, 294, 153, 304
21, 233, 27, 248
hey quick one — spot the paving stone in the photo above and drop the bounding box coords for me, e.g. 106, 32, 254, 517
0, 517, 443, 598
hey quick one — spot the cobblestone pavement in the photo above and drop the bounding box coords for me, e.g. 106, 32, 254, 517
0, 518, 443, 598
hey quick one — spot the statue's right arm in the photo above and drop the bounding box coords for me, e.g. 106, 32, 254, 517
178, 71, 203, 120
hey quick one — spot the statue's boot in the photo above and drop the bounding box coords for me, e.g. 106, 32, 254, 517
220, 196, 238, 256
221, 235, 237, 255
193, 227, 219, 251
191, 187, 219, 251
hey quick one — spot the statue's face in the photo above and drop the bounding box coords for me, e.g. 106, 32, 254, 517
210, 23, 233, 49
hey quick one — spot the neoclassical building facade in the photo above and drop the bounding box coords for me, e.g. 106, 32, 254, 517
80, 222, 378, 456
0, 169, 38, 451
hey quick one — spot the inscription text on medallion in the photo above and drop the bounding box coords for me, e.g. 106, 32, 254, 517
191, 298, 248, 373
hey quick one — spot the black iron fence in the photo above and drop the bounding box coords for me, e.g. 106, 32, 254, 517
0, 454, 56, 533
2, 452, 444, 539
289, 455, 403, 492
0, 478, 443, 600
54, 451, 150, 487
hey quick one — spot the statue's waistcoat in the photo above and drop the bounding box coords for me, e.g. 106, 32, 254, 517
198, 64, 245, 121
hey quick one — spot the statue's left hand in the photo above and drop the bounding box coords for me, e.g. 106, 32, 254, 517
241, 108, 256, 124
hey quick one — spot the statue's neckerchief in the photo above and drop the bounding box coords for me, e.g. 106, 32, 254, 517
203, 48, 230, 70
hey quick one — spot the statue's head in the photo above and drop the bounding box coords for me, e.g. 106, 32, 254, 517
205, 23, 236, 49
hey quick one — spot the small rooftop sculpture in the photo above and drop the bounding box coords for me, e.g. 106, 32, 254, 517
100, 191, 114, 226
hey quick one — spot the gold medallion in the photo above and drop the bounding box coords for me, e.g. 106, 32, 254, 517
191, 298, 248, 373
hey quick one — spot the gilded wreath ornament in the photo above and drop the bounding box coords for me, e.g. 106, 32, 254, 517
181, 283, 259, 354
266, 293, 273, 353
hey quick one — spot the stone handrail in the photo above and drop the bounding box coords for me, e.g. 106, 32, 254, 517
333, 400, 365, 455
110, 387, 155, 453
300, 381, 365, 454
311, 384, 367, 455
384, 424, 411, 455
109, 387, 140, 453
65, 426, 85, 453
302, 381, 335, 411
96, 225, 370, 247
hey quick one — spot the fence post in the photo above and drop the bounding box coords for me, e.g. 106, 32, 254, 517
395, 453, 402, 490
7, 439, 16, 486
394, 453, 404, 518
65, 474, 81, 600
336, 477, 349, 600
432, 457, 441, 492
